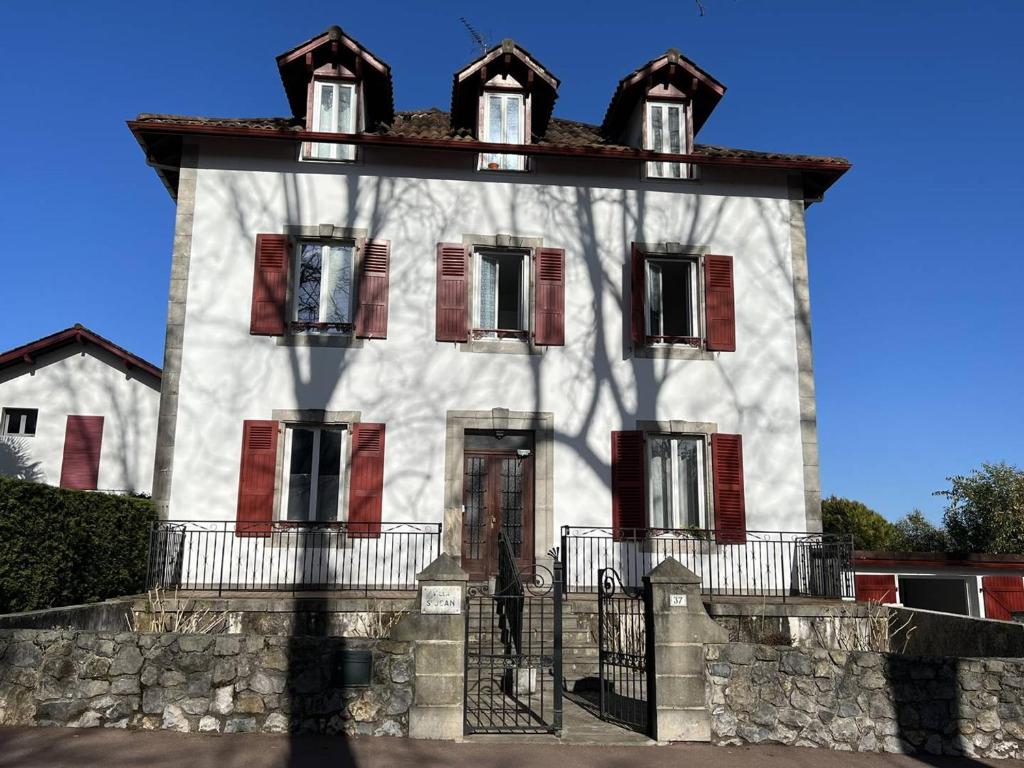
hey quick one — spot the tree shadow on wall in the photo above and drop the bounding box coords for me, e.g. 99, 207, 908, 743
0, 437, 44, 482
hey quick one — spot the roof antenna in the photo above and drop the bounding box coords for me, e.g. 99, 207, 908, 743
459, 17, 488, 55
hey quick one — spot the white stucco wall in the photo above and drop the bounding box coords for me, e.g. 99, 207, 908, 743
167, 141, 811, 544
0, 347, 160, 494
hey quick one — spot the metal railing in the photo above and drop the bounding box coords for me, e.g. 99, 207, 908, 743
147, 520, 442, 595
560, 526, 855, 600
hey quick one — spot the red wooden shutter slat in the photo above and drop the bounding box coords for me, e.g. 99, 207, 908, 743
983, 576, 1024, 620
534, 247, 565, 346
611, 431, 646, 539
59, 415, 104, 490
705, 255, 736, 352
355, 239, 390, 338
855, 574, 898, 604
349, 423, 385, 538
250, 234, 289, 336
712, 433, 746, 543
436, 243, 469, 342
630, 244, 646, 346
236, 420, 278, 538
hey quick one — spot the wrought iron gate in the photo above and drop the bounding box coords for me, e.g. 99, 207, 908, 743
464, 533, 563, 734
597, 568, 655, 736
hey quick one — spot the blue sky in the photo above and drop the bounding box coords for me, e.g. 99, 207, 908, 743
1, 1, 1021, 523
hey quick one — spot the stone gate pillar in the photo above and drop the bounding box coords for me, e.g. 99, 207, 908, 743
646, 556, 727, 742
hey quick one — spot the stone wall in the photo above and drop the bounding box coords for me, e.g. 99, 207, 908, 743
0, 628, 412, 736
706, 643, 1024, 760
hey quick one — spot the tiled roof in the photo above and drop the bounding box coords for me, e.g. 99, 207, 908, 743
134, 109, 849, 166
0, 325, 161, 380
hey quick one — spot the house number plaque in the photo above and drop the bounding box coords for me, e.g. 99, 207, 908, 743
421, 585, 462, 614
670, 594, 688, 608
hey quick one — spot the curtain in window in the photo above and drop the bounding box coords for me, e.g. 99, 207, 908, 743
647, 261, 663, 336
324, 245, 353, 323
478, 255, 498, 331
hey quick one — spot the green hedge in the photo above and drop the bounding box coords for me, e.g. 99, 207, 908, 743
0, 477, 157, 614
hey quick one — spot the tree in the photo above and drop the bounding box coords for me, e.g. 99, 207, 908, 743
940, 462, 1024, 554
890, 509, 948, 552
821, 495, 896, 550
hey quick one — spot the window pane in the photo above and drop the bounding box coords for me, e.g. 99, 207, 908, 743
668, 106, 682, 178
505, 96, 521, 144
316, 429, 342, 521
24, 409, 37, 435
314, 84, 336, 159
647, 261, 663, 336
495, 253, 523, 329
657, 260, 694, 337
296, 244, 322, 322
323, 245, 353, 323
677, 438, 703, 528
287, 429, 315, 521
488, 94, 503, 142
479, 255, 498, 330
337, 86, 353, 132
651, 105, 664, 176
649, 437, 673, 529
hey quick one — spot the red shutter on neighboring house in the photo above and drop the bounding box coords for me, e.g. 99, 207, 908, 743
855, 574, 898, 604
355, 239, 390, 338
982, 576, 1024, 620
534, 247, 565, 346
59, 416, 104, 490
236, 420, 279, 537
349, 423, 385, 538
712, 433, 746, 544
630, 244, 646, 346
611, 431, 646, 539
250, 234, 289, 336
705, 255, 736, 352
436, 243, 469, 342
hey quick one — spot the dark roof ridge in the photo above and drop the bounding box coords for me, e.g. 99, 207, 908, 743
0, 325, 161, 380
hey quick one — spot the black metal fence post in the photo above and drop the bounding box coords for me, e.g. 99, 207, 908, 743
553, 557, 564, 735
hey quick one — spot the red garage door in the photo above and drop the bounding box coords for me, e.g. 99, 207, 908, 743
982, 576, 1024, 621
855, 574, 897, 603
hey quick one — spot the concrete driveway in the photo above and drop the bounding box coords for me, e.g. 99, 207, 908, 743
1, 727, 1021, 768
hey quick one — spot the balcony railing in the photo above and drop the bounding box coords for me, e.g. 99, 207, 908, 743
147, 520, 442, 595
560, 526, 855, 600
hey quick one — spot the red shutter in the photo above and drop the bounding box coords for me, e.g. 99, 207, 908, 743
534, 247, 565, 346
59, 416, 104, 490
436, 243, 469, 342
630, 244, 646, 346
705, 255, 736, 352
250, 234, 289, 336
982, 576, 1024, 621
236, 420, 278, 537
712, 433, 746, 543
611, 431, 646, 540
349, 423, 385, 538
355, 239, 390, 338
855, 574, 898, 604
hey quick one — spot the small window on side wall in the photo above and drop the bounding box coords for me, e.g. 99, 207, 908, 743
479, 92, 526, 172
645, 101, 690, 179
2, 408, 37, 437
293, 241, 355, 334
307, 80, 357, 162
472, 249, 529, 340
282, 425, 346, 522
648, 434, 707, 530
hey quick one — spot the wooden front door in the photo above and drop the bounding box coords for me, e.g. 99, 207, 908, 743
461, 450, 534, 581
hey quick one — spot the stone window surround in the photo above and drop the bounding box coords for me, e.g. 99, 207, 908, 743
442, 409, 554, 565
459, 234, 544, 356
275, 225, 369, 349
636, 419, 718, 540
269, 409, 362, 540
632, 242, 715, 361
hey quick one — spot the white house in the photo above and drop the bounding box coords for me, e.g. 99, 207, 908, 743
0, 325, 162, 494
130, 26, 851, 593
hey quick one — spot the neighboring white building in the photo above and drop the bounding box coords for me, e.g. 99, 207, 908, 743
131, 26, 851, 591
0, 325, 162, 494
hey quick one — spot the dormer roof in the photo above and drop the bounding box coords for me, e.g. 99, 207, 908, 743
450, 39, 560, 136
602, 49, 725, 141
276, 26, 394, 129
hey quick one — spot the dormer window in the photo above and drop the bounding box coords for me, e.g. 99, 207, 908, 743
480, 92, 526, 171
645, 101, 690, 179
308, 80, 357, 161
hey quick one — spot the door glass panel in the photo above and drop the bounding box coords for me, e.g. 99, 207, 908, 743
464, 457, 488, 560
287, 428, 315, 520
316, 429, 342, 521
499, 457, 524, 558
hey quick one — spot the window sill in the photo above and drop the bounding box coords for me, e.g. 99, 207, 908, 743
633, 343, 714, 361
267, 525, 355, 550
462, 337, 539, 356
276, 334, 364, 349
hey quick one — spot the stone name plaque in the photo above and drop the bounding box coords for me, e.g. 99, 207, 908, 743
421, 585, 462, 615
